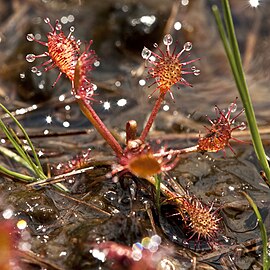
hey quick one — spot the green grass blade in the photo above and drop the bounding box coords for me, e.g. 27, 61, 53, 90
8, 127, 45, 177
0, 116, 43, 178
0, 103, 42, 170
0, 164, 35, 182
212, 6, 242, 90
154, 174, 161, 212
222, 0, 243, 74
242, 192, 269, 269
0, 145, 33, 171
0, 119, 29, 161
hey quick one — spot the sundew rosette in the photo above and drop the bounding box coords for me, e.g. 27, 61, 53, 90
142, 34, 200, 100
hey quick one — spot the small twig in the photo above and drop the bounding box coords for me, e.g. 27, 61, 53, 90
18, 250, 64, 270
52, 190, 111, 217
26, 166, 95, 188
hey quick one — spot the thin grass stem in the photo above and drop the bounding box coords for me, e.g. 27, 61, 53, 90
0, 165, 35, 182
154, 174, 161, 212
0, 119, 29, 164
0, 145, 33, 171
242, 192, 269, 270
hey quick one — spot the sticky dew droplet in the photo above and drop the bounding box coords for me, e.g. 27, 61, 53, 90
149, 55, 156, 62
44, 18, 50, 24
56, 22, 62, 31
31, 66, 38, 73
141, 47, 152, 60
26, 33, 35, 42
163, 34, 173, 46
193, 69, 200, 76
229, 102, 237, 113
26, 54, 36, 63
36, 70, 42, 76
183, 41, 192, 51
238, 122, 246, 130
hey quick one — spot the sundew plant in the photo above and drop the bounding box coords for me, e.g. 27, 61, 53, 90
0, 0, 269, 269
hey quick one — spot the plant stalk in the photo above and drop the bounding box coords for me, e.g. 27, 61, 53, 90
77, 99, 123, 159
140, 93, 165, 142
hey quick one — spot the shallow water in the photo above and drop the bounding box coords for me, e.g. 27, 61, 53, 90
0, 0, 269, 269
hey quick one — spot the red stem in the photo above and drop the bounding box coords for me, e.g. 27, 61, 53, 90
140, 93, 165, 141
77, 99, 123, 159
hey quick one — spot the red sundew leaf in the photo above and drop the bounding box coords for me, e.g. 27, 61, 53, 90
198, 99, 246, 153
26, 18, 80, 87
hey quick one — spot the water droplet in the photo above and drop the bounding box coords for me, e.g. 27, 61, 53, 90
183, 41, 192, 51
2, 208, 14, 219
70, 26, 75, 32
191, 66, 196, 71
26, 54, 36, 63
174, 21, 182, 31
238, 122, 246, 130
77, 39, 81, 45
67, 14, 74, 23
141, 47, 152, 60
38, 80, 45, 89
31, 67, 38, 73
63, 121, 70, 128
153, 43, 158, 48
44, 18, 50, 24
229, 102, 237, 113
163, 34, 173, 46
139, 79, 146, 86
193, 69, 200, 76
94, 60, 100, 67
26, 33, 35, 42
